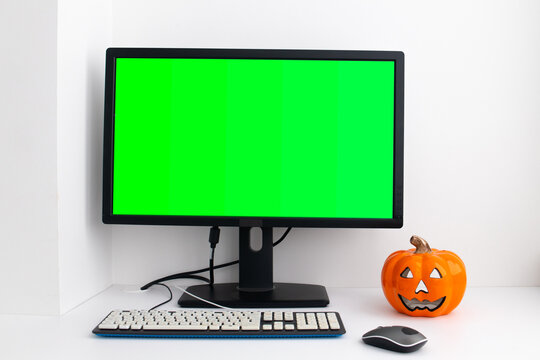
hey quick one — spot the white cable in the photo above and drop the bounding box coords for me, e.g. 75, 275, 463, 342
123, 285, 149, 294
173, 284, 233, 310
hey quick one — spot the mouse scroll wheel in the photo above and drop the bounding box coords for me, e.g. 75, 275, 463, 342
401, 327, 419, 335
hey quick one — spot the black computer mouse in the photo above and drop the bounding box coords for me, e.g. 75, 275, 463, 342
362, 326, 427, 353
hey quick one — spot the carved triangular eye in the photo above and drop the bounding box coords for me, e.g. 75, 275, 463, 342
400, 267, 413, 278
430, 268, 442, 278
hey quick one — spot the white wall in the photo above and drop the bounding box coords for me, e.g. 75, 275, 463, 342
0, 0, 113, 315
111, 0, 540, 288
0, 0, 60, 314
57, 0, 113, 314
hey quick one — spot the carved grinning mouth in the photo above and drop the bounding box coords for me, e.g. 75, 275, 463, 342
399, 294, 446, 312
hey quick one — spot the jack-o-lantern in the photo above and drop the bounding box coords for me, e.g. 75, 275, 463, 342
381, 235, 467, 317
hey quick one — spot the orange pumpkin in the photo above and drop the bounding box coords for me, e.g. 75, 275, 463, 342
381, 235, 466, 317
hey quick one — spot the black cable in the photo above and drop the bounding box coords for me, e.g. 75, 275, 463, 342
140, 227, 292, 291
209, 247, 216, 285
141, 274, 210, 290
208, 226, 220, 285
272, 227, 292, 247
148, 283, 173, 310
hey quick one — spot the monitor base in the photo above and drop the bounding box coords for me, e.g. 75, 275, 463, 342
178, 282, 329, 308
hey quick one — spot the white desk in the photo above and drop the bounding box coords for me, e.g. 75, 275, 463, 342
1, 286, 538, 359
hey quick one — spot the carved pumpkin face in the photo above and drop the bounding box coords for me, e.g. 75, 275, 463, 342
381, 236, 467, 317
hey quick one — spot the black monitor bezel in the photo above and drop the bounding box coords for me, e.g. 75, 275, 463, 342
102, 48, 404, 228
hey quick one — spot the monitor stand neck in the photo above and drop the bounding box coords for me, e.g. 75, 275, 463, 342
238, 227, 274, 292
178, 226, 329, 308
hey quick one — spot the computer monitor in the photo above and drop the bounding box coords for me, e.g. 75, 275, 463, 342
103, 48, 404, 307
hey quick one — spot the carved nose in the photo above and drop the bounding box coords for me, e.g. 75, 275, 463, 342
415, 280, 428, 294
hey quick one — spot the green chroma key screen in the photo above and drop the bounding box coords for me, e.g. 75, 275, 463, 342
112, 58, 395, 218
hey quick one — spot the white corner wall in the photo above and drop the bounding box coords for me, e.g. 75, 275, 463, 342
57, 0, 113, 314
111, 0, 540, 288
0, 0, 113, 315
0, 0, 60, 315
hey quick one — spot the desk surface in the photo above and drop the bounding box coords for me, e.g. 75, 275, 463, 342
1, 285, 538, 359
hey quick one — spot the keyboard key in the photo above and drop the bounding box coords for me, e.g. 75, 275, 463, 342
317, 313, 329, 330
297, 323, 318, 330
98, 323, 118, 330
143, 324, 208, 330
329, 322, 340, 330
284, 312, 294, 321
221, 325, 240, 331
326, 313, 341, 330
241, 324, 260, 331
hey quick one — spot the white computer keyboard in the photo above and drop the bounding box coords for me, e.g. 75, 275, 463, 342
93, 309, 346, 338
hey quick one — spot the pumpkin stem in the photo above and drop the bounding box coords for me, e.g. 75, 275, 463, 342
410, 235, 432, 254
